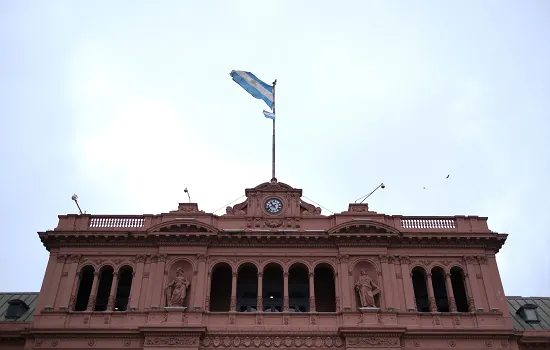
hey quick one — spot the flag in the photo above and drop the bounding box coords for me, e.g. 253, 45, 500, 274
263, 110, 275, 120
230, 70, 274, 109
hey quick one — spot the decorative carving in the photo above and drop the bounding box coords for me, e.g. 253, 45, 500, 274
379, 255, 389, 263
418, 259, 430, 267
377, 313, 384, 324
230, 297, 236, 311
87, 295, 96, 310
388, 255, 397, 264
164, 267, 190, 307
83, 316, 89, 324
68, 254, 82, 263
265, 219, 283, 228
477, 256, 488, 265
68, 295, 76, 310
441, 260, 451, 266
202, 335, 343, 348
51, 340, 59, 347
256, 314, 263, 324
135, 254, 147, 263
449, 297, 457, 312
157, 254, 167, 262
355, 268, 379, 308
107, 296, 115, 310
476, 273, 483, 279
103, 315, 110, 324
346, 337, 400, 347
414, 340, 420, 347
500, 340, 508, 348
225, 198, 247, 216
196, 254, 207, 261
205, 296, 210, 311
433, 315, 441, 325
62, 271, 68, 277
283, 296, 289, 310
229, 314, 235, 324
57, 254, 68, 263
88, 340, 95, 347
337, 254, 350, 263
399, 255, 411, 264
283, 315, 289, 325
453, 315, 461, 325
124, 339, 131, 347
144, 336, 198, 346
309, 272, 315, 278
449, 340, 456, 347
467, 298, 475, 312
396, 272, 402, 279
335, 297, 341, 311
462, 256, 476, 264
310, 315, 317, 325
300, 200, 322, 215
485, 340, 493, 347
143, 272, 150, 278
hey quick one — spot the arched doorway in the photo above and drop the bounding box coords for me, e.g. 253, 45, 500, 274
288, 263, 309, 312
236, 263, 258, 312
210, 263, 232, 311
314, 264, 335, 312
262, 263, 283, 312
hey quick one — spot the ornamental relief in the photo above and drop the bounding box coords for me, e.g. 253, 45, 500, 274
201, 335, 344, 348
346, 337, 400, 348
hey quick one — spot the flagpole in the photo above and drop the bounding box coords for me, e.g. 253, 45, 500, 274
271, 79, 277, 181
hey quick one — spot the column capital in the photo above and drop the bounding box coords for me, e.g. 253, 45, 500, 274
309, 272, 315, 278
232, 272, 238, 278
257, 272, 263, 278
283, 272, 289, 278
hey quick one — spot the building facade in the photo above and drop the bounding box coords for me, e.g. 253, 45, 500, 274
1, 180, 549, 349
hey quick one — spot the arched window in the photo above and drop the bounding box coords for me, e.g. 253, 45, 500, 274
236, 264, 258, 312
74, 266, 94, 311
288, 264, 309, 312
210, 263, 232, 311
450, 267, 469, 312
314, 264, 335, 312
94, 266, 114, 311
263, 263, 283, 312
431, 267, 449, 312
411, 267, 429, 312
114, 266, 133, 311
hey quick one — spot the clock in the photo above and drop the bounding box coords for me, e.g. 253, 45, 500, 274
264, 198, 283, 214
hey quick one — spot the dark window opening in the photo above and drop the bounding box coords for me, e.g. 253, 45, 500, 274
236, 264, 258, 312
517, 304, 540, 323
74, 266, 95, 311
289, 264, 309, 312
412, 267, 429, 312
314, 265, 336, 312
114, 267, 133, 311
450, 267, 468, 312
263, 264, 283, 312
210, 263, 232, 311
5, 299, 29, 319
431, 267, 449, 312
94, 267, 114, 311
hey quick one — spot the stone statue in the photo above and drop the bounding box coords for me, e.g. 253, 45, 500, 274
355, 268, 380, 308
164, 267, 190, 307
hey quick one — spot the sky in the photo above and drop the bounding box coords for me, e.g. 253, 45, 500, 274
0, 1, 549, 296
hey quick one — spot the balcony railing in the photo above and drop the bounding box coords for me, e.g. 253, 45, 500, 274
401, 218, 456, 229
89, 217, 144, 228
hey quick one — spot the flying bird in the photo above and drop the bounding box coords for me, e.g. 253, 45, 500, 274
446, 174, 450, 179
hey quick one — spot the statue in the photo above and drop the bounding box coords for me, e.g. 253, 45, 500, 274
164, 267, 190, 307
355, 268, 380, 308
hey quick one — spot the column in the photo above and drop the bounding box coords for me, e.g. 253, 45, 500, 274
426, 273, 437, 312
86, 272, 100, 311
151, 254, 167, 308
333, 273, 340, 312
230, 272, 237, 311
379, 255, 394, 309
257, 272, 263, 312
337, 255, 351, 311
45, 254, 67, 309
462, 273, 475, 312
192, 255, 207, 310
35, 254, 58, 312
129, 255, 146, 310
478, 255, 499, 311
143, 255, 155, 309
205, 272, 212, 311
399, 256, 416, 311
283, 271, 289, 311
68, 272, 80, 311
463, 256, 482, 311
108, 272, 119, 311
59, 255, 81, 310
445, 273, 457, 312
309, 272, 315, 312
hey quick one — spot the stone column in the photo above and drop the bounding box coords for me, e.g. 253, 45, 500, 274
150, 254, 167, 308
193, 255, 207, 310
337, 255, 351, 311
379, 255, 394, 310
59, 255, 81, 310
333, 272, 340, 312
205, 272, 212, 311
425, 273, 437, 312
143, 255, 156, 309
463, 256, 482, 311
129, 255, 146, 310
45, 254, 67, 310
283, 271, 289, 311
309, 272, 315, 312
230, 272, 237, 311
478, 255, 499, 311
462, 273, 475, 312
399, 256, 415, 311
87, 272, 100, 311
445, 273, 457, 312
68, 272, 81, 311
257, 272, 263, 312
108, 272, 119, 311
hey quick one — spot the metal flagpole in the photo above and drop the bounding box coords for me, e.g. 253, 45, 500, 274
271, 79, 277, 181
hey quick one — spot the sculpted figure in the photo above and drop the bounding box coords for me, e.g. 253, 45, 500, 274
355, 268, 380, 308
165, 267, 190, 307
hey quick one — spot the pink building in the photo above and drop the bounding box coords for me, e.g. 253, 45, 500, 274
1, 180, 549, 349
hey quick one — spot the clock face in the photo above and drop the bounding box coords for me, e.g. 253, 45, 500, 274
264, 198, 283, 214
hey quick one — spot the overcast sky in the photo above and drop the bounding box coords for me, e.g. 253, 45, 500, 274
1, 1, 549, 296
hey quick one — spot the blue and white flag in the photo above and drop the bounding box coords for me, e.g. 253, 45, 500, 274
230, 70, 274, 109
263, 110, 275, 120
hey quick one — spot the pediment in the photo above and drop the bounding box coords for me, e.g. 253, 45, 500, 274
148, 219, 218, 234
328, 220, 401, 235
245, 180, 302, 196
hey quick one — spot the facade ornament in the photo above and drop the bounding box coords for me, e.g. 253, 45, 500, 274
135, 254, 147, 263
379, 255, 389, 263
485, 340, 493, 347
449, 297, 457, 312
453, 315, 461, 325
398, 255, 411, 264
150, 255, 159, 263
476, 273, 483, 279
283, 296, 289, 311
429, 298, 437, 312
441, 260, 451, 266
449, 340, 457, 347
396, 272, 403, 279
57, 254, 68, 263
67, 254, 82, 263
476, 256, 488, 265
107, 297, 115, 310
467, 298, 476, 312
309, 297, 316, 311
265, 219, 283, 228
256, 296, 263, 311
283, 272, 289, 278
462, 256, 476, 264
346, 337, 400, 347
230, 297, 236, 310
87, 296, 96, 311
205, 296, 210, 311
433, 315, 441, 325
337, 254, 350, 263
164, 267, 190, 307
196, 254, 207, 261
355, 268, 379, 308
388, 255, 397, 264
232, 272, 238, 278
418, 259, 430, 267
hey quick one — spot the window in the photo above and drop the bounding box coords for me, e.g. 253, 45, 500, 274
5, 299, 29, 319
517, 304, 540, 323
